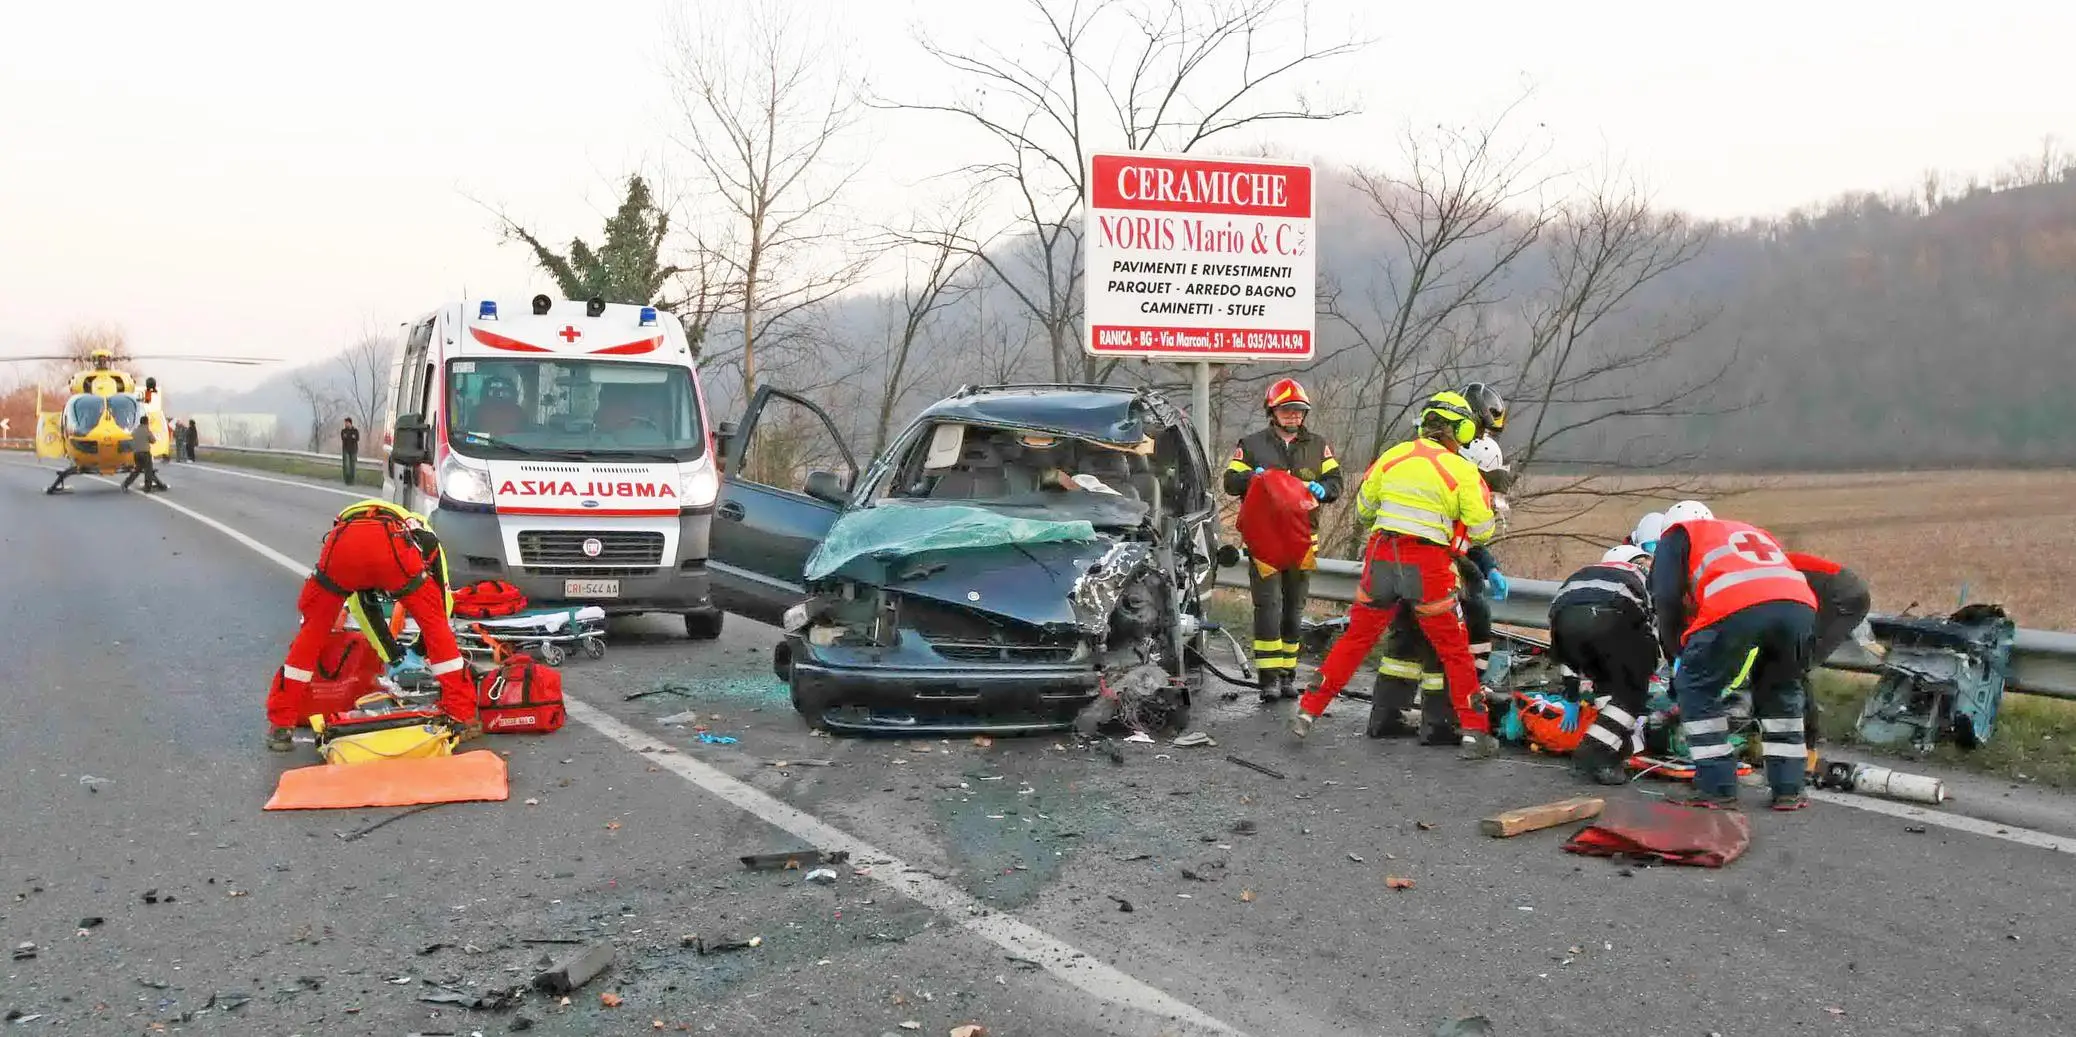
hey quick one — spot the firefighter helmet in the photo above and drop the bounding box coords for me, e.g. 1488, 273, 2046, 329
1264, 378, 1311, 414
1664, 500, 1714, 526
1420, 391, 1478, 447
1460, 381, 1506, 437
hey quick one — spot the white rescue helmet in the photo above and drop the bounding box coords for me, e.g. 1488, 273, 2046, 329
1602, 544, 1650, 567
1630, 512, 1667, 550
1461, 435, 1504, 472
1663, 500, 1714, 526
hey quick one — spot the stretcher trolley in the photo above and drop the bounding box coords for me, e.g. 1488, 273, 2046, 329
348, 605, 609, 667
454, 606, 609, 666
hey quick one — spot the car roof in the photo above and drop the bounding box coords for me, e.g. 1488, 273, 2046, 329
919, 384, 1170, 446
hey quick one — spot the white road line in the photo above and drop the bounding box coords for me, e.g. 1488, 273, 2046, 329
1807, 789, 2076, 855
103, 476, 1245, 1037
171, 462, 371, 500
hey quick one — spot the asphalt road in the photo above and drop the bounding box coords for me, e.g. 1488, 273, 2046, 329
4, 455, 2074, 1037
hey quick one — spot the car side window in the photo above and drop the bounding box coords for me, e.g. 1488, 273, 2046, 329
739, 394, 854, 495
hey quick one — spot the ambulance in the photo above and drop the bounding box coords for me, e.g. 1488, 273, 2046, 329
377, 294, 726, 639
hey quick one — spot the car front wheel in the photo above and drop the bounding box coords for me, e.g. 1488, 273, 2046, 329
684, 609, 725, 640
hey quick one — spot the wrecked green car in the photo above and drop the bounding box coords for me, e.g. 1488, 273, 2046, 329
707, 383, 1246, 735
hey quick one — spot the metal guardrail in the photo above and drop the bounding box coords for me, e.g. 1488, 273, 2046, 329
1215, 560, 2076, 701
199, 444, 343, 463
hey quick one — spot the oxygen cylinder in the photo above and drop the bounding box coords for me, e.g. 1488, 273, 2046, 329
1850, 764, 1947, 805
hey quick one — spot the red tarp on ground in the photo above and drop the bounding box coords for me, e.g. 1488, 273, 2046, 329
1562, 798, 1752, 867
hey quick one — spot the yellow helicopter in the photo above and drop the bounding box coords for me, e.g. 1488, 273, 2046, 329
1, 347, 274, 494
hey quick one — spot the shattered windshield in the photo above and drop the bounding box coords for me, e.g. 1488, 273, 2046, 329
444, 358, 706, 461
804, 500, 1100, 582
866, 420, 1157, 529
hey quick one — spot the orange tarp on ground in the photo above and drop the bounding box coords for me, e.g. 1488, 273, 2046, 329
264, 749, 510, 811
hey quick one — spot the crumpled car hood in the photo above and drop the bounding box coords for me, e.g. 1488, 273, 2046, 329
870, 539, 1130, 632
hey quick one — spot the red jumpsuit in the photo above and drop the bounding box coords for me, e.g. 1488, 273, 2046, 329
1298, 530, 1486, 733
265, 509, 477, 728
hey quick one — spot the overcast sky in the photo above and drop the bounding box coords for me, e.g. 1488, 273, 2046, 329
3, 0, 2070, 395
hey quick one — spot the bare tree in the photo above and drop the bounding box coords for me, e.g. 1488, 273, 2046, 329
334, 330, 392, 431
867, 193, 986, 455
890, 0, 1371, 383
291, 373, 347, 453
667, 0, 874, 405
1265, 98, 1558, 480
1497, 174, 1735, 541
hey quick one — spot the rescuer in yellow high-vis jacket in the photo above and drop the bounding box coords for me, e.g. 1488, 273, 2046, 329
1297, 392, 1500, 759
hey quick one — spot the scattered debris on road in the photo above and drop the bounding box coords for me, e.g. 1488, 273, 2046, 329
1109, 895, 1135, 913
11, 942, 35, 960
691, 934, 762, 955
741, 848, 850, 872
1226, 755, 1286, 779
627, 683, 695, 701
336, 802, 447, 842
1433, 1015, 1493, 1036
1386, 876, 1416, 891
1171, 732, 1216, 747
1481, 796, 1605, 838
532, 942, 614, 994
806, 868, 839, 885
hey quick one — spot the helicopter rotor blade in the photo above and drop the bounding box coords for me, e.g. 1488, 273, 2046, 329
124, 355, 280, 366
0, 355, 77, 363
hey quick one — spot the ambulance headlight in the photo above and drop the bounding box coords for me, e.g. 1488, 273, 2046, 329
680, 463, 719, 510
441, 455, 494, 506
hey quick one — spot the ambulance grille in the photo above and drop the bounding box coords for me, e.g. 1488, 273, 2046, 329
515, 463, 653, 475
518, 530, 665, 568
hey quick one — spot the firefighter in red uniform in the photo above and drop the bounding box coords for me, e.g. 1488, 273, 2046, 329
1649, 502, 1819, 810
1296, 392, 1498, 759
1224, 378, 1343, 701
264, 499, 480, 751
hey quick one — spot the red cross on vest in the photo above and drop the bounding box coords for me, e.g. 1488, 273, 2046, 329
1729, 530, 1782, 564
558, 325, 583, 343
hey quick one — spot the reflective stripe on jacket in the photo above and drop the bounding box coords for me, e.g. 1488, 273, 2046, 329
1680, 519, 1817, 641
1352, 436, 1495, 549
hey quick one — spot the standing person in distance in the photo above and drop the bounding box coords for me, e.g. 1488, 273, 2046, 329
339, 417, 361, 485
1650, 500, 1819, 810
1549, 544, 1660, 785
1224, 378, 1343, 702
1295, 391, 1498, 759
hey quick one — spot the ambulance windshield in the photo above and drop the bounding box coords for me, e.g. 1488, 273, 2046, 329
444, 359, 705, 461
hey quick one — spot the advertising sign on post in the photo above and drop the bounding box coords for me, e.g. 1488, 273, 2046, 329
1083, 151, 1316, 362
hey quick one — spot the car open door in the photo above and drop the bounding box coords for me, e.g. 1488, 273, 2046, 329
708, 385, 858, 627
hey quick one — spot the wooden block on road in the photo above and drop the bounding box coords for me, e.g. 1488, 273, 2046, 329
1479, 796, 1604, 838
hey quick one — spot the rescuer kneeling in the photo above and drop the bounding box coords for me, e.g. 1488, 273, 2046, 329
263, 499, 480, 751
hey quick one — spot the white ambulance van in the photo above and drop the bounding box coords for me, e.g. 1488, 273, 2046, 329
378, 294, 726, 639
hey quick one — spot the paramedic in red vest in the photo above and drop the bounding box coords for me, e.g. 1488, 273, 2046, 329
1224, 378, 1343, 702
1786, 550, 1876, 755
1551, 544, 1660, 785
264, 499, 480, 751
1296, 391, 1499, 759
1649, 500, 1819, 810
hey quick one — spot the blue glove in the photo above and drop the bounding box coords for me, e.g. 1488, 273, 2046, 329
1306, 480, 1326, 499
1253, 466, 1265, 475
1488, 569, 1510, 600
1559, 699, 1582, 733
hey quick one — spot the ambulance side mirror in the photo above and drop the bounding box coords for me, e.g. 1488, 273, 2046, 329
391, 414, 432, 469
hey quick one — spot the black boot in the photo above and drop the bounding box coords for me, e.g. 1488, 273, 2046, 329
1366, 675, 1415, 738
1571, 742, 1628, 786
1258, 671, 1281, 704
1279, 670, 1301, 700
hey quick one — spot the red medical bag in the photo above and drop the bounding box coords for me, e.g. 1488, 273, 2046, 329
475, 653, 565, 734
1235, 468, 1318, 573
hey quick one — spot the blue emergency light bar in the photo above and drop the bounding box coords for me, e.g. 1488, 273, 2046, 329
479, 300, 498, 320
640, 306, 657, 326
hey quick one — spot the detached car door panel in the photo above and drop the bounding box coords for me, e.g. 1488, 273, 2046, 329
708, 386, 858, 627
